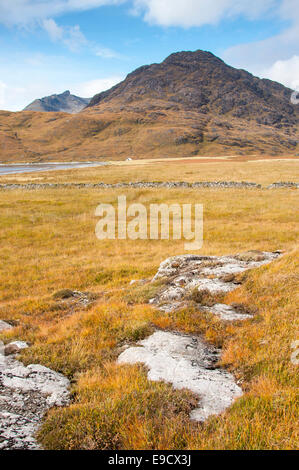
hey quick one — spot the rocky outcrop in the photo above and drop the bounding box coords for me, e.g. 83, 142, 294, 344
119, 251, 281, 422
0, 324, 70, 450
149, 251, 281, 317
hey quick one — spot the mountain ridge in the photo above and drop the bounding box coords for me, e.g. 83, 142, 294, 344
24, 90, 91, 114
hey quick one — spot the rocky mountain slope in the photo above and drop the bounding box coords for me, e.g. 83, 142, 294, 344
89, 50, 296, 126
23, 90, 90, 113
0, 50, 298, 162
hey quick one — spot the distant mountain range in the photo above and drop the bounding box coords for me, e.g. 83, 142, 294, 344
24, 90, 91, 113
1, 50, 298, 162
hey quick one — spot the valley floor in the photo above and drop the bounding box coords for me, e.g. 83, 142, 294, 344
0, 158, 298, 450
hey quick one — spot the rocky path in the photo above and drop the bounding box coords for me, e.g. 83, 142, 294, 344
0, 321, 70, 450
119, 250, 281, 422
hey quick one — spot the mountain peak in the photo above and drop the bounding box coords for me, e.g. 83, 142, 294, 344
163, 49, 219, 63
87, 49, 295, 123
24, 90, 90, 113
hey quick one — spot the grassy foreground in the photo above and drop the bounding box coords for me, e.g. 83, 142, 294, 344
0, 167, 298, 449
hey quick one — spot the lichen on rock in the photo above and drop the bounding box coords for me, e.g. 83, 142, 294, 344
0, 338, 70, 450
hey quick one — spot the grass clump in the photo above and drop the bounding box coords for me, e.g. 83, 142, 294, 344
38, 364, 199, 450
53, 289, 75, 300
188, 288, 225, 306
18, 301, 154, 377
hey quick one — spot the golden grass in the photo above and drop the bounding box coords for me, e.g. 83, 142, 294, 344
1, 158, 299, 185
37, 363, 199, 450
0, 180, 298, 449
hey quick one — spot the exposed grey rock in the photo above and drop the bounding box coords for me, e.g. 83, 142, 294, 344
0, 335, 70, 449
267, 182, 299, 189
200, 304, 253, 321
151, 251, 281, 316
118, 331, 242, 422
158, 301, 186, 313
4, 341, 29, 356
52, 289, 96, 307
0, 321, 13, 332
23, 90, 90, 114
119, 252, 280, 422
130, 279, 149, 286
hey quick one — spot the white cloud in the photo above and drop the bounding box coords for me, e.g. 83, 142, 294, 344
131, 0, 276, 27
131, 0, 299, 90
63, 24, 88, 52
95, 47, 122, 59
0, 1, 124, 25
0, 80, 31, 111
42, 18, 121, 58
43, 18, 63, 41
222, 1, 299, 88
72, 76, 124, 97
42, 19, 87, 52
0, 0, 279, 28
261, 56, 299, 90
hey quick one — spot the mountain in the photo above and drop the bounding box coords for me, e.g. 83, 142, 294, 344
88, 50, 296, 127
0, 50, 298, 162
23, 90, 91, 114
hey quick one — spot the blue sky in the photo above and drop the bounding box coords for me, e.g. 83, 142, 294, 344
0, 0, 298, 111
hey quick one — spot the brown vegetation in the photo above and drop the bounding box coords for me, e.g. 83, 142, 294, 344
0, 167, 298, 448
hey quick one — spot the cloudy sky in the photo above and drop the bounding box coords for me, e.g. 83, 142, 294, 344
0, 0, 298, 111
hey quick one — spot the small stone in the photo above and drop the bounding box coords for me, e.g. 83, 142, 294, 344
4, 341, 29, 356
130, 279, 149, 286
0, 320, 13, 332
201, 304, 253, 321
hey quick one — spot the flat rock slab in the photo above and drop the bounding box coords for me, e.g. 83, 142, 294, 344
0, 353, 70, 449
118, 331, 242, 422
200, 304, 253, 321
